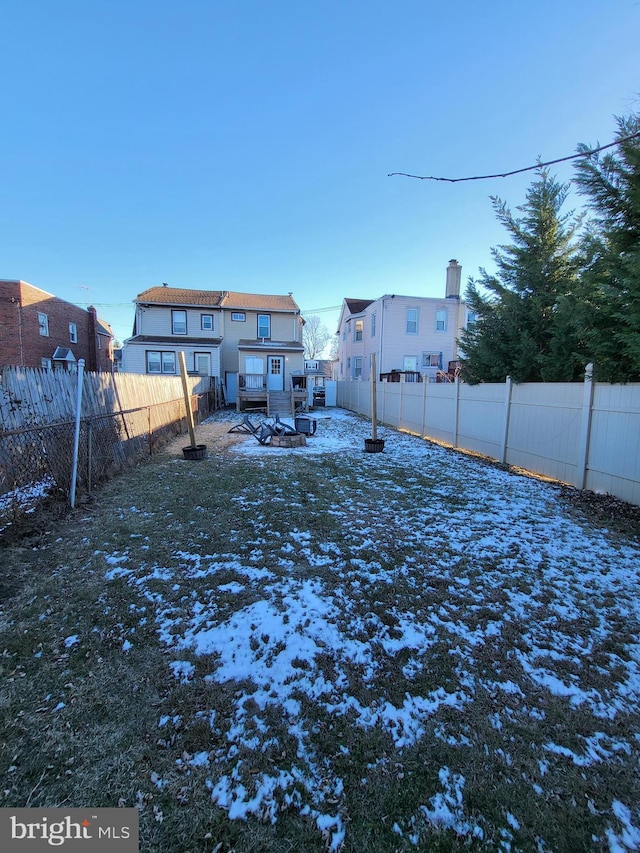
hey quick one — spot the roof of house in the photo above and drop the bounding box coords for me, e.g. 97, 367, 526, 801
134, 287, 300, 312
96, 319, 114, 337
135, 287, 224, 306
221, 292, 300, 312
344, 298, 375, 315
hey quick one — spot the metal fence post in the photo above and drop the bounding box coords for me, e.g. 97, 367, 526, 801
87, 420, 93, 495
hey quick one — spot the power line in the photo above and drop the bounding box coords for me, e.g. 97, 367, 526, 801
387, 131, 640, 184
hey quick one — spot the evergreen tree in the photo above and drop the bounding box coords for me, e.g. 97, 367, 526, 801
572, 113, 640, 381
459, 169, 584, 383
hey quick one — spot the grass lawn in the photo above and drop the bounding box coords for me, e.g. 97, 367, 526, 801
1, 408, 640, 852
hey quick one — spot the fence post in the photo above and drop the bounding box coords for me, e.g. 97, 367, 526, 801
501, 376, 513, 464
87, 420, 93, 495
399, 373, 405, 429
70, 358, 85, 509
453, 375, 460, 447
421, 376, 428, 438
576, 363, 595, 490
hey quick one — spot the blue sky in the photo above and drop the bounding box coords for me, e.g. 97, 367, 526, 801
1, 0, 638, 346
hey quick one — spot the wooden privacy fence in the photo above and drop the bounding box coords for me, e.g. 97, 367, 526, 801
0, 367, 222, 522
337, 368, 640, 507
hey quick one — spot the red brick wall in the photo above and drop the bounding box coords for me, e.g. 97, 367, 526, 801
0, 280, 114, 371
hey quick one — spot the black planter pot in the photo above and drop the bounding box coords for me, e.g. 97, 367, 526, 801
182, 444, 207, 460
364, 438, 385, 453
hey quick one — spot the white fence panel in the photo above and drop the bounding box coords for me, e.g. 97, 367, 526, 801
336, 376, 640, 506
423, 383, 457, 444
457, 383, 506, 460
505, 383, 584, 485
587, 384, 640, 505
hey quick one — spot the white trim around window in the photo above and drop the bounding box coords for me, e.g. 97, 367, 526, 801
38, 313, 49, 336
257, 313, 271, 339
146, 350, 176, 374
69, 322, 78, 343
171, 310, 187, 335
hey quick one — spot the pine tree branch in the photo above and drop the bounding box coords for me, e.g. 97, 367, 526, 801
388, 132, 640, 183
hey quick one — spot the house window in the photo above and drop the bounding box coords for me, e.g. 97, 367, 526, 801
194, 352, 211, 375
69, 322, 78, 343
172, 310, 187, 335
41, 357, 52, 371
354, 319, 363, 341
466, 311, 477, 327
346, 357, 351, 369
257, 314, 271, 339
146, 351, 176, 374
38, 313, 49, 336
436, 309, 447, 332
97, 335, 101, 350
201, 314, 214, 331
406, 309, 418, 334
422, 352, 443, 368
353, 357, 363, 379
371, 313, 376, 336
231, 312, 246, 321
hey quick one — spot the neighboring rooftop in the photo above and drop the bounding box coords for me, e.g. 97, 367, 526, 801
343, 298, 375, 315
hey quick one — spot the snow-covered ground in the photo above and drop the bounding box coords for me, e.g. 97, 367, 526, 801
100, 409, 640, 851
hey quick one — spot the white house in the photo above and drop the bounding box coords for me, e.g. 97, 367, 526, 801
336, 260, 475, 382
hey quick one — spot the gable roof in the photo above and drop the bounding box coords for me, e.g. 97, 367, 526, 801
135, 287, 224, 307
220, 292, 300, 312
134, 287, 300, 312
344, 298, 375, 315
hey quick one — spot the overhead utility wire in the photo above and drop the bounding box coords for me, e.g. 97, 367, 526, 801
387, 131, 640, 183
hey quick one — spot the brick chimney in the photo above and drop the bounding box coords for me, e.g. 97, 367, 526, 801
87, 305, 98, 371
445, 259, 462, 299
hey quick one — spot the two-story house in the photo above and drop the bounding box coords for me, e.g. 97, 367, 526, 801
122, 286, 224, 379
0, 279, 114, 372
337, 260, 474, 382
122, 286, 306, 413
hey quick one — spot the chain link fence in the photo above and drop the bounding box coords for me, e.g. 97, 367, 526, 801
0, 389, 218, 530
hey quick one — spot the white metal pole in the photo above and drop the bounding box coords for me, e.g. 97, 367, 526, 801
70, 358, 85, 508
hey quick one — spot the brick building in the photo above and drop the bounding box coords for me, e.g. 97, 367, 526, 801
0, 280, 114, 372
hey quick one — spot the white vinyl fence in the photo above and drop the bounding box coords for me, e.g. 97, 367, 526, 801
337, 370, 640, 507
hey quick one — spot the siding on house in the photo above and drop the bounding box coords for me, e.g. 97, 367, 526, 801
122, 287, 305, 382
337, 261, 467, 381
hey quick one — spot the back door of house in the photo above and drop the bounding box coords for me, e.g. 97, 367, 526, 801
267, 356, 284, 391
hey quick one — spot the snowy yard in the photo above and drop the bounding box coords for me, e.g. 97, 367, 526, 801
2, 408, 640, 852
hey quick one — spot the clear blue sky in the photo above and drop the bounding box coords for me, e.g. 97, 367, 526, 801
1, 0, 638, 346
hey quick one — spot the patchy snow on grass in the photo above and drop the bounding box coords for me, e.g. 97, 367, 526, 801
0, 476, 56, 531
104, 408, 640, 850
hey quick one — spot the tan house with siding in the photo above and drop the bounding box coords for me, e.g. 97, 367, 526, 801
336, 260, 473, 383
122, 286, 305, 412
